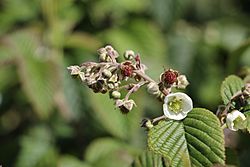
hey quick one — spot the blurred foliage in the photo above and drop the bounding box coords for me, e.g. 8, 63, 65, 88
0, 0, 250, 166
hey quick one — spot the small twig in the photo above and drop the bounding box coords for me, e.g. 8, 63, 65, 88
124, 81, 147, 100
221, 123, 227, 130
134, 70, 156, 83
152, 115, 167, 124
117, 84, 134, 91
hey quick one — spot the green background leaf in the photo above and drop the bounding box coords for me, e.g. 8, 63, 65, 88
220, 75, 244, 105
148, 108, 225, 167
85, 138, 139, 167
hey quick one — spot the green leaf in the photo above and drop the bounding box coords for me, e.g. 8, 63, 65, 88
148, 108, 225, 167
227, 39, 250, 74
88, 92, 129, 139
91, 0, 149, 24
131, 151, 169, 167
85, 138, 139, 167
244, 111, 250, 133
15, 126, 58, 167
10, 31, 58, 119
65, 32, 102, 51
220, 75, 244, 105
58, 155, 91, 167
88, 90, 143, 140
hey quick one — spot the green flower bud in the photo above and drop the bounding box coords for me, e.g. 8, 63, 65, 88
102, 69, 112, 78
124, 50, 135, 60
141, 118, 154, 129
108, 74, 118, 83
110, 91, 121, 99
67, 65, 81, 75
147, 82, 160, 95
99, 53, 107, 62
107, 83, 115, 89
177, 75, 189, 89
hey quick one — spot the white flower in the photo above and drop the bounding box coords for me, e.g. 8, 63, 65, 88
226, 110, 246, 131
163, 92, 193, 120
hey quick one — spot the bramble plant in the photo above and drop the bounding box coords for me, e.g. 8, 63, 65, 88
67, 45, 250, 167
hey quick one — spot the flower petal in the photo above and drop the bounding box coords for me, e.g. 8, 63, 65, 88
226, 110, 246, 131
163, 92, 193, 120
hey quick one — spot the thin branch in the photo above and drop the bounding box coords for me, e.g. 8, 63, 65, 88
152, 115, 167, 124
124, 81, 147, 100
134, 70, 156, 83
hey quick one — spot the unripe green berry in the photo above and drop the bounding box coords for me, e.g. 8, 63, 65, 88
147, 82, 160, 95
123, 50, 135, 60
99, 53, 107, 62
102, 69, 112, 78
110, 91, 121, 99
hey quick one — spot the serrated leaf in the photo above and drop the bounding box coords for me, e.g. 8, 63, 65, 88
131, 151, 169, 167
220, 75, 244, 105
9, 31, 58, 119
148, 108, 225, 167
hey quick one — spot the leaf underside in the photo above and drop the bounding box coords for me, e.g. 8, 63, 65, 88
220, 75, 244, 105
148, 108, 225, 167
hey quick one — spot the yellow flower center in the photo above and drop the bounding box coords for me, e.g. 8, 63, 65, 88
168, 96, 183, 113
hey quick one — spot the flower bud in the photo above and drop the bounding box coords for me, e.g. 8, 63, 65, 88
105, 45, 114, 51
124, 50, 135, 60
177, 75, 189, 89
107, 83, 115, 89
147, 82, 160, 95
141, 118, 154, 129
110, 91, 121, 99
243, 83, 250, 96
78, 72, 86, 81
67, 65, 81, 75
102, 69, 112, 78
115, 99, 136, 114
91, 80, 105, 93
108, 74, 118, 83
123, 100, 135, 111
99, 53, 107, 62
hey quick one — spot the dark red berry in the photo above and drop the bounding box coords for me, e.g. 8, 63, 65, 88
121, 62, 134, 77
162, 69, 178, 84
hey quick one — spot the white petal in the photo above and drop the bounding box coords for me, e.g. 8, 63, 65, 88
163, 92, 193, 120
226, 110, 246, 131
163, 104, 187, 120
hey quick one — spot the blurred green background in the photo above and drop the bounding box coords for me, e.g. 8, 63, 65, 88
0, 0, 250, 166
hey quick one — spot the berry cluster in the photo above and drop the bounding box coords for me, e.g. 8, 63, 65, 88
67, 45, 189, 114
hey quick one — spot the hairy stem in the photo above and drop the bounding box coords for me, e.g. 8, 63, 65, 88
124, 81, 147, 100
